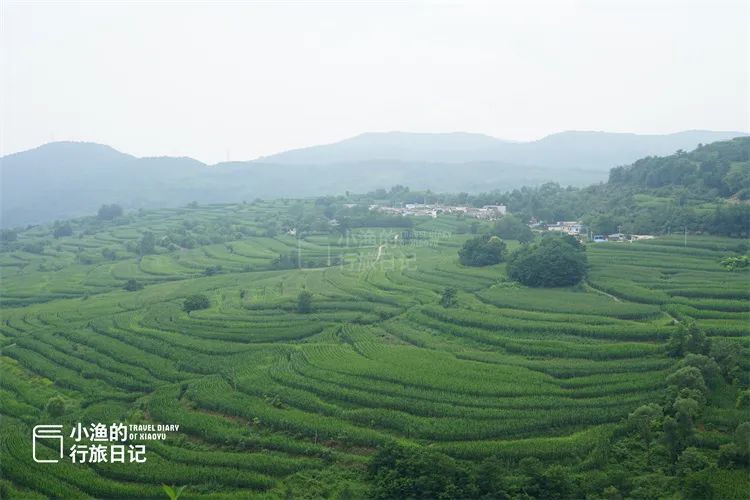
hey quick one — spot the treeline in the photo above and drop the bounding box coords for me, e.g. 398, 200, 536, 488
351, 138, 750, 237
609, 137, 749, 197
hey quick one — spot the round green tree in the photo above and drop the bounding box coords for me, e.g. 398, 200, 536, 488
297, 290, 313, 313
506, 236, 587, 287
183, 294, 210, 312
458, 235, 507, 267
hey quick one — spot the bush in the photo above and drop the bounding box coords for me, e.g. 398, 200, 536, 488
506, 235, 587, 287
97, 204, 123, 220
458, 235, 507, 267
719, 255, 749, 271
297, 290, 313, 314
204, 265, 223, 276
492, 215, 534, 243
440, 287, 457, 308
45, 395, 66, 417
183, 294, 210, 312
123, 279, 143, 292
368, 443, 472, 499
52, 222, 73, 238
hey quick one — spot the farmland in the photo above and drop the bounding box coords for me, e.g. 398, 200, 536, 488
0, 200, 748, 498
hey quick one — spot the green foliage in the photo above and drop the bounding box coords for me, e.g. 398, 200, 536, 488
368, 443, 472, 499
123, 279, 143, 292
720, 255, 749, 271
138, 231, 156, 256
45, 395, 65, 417
458, 234, 506, 266
52, 222, 73, 238
666, 367, 708, 398
183, 294, 210, 312
667, 320, 709, 357
440, 287, 457, 308
627, 403, 662, 446
97, 203, 123, 220
204, 265, 223, 276
162, 484, 186, 500
0, 229, 18, 243
506, 235, 587, 287
492, 214, 534, 242
678, 354, 721, 386
296, 290, 313, 314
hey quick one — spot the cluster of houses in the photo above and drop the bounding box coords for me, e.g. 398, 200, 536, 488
539, 220, 653, 243
370, 204, 507, 220
365, 205, 654, 243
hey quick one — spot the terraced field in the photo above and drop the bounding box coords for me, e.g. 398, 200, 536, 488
1, 201, 748, 498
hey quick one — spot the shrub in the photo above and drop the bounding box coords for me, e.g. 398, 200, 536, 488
123, 279, 143, 292
183, 294, 210, 312
52, 222, 73, 238
440, 287, 457, 308
297, 290, 313, 314
492, 214, 534, 243
45, 395, 66, 417
720, 255, 748, 271
458, 235, 506, 267
97, 204, 123, 220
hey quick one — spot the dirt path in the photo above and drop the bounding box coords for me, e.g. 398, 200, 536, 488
375, 244, 385, 262
584, 282, 621, 302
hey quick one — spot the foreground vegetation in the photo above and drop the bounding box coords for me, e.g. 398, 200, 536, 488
0, 197, 748, 498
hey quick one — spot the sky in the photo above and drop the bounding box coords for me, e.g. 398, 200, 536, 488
1, 0, 748, 164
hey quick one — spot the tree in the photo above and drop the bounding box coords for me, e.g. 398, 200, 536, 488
0, 229, 17, 243
297, 290, 313, 314
663, 416, 682, 461
440, 287, 457, 308
678, 354, 721, 387
458, 235, 507, 267
52, 222, 73, 238
183, 294, 210, 312
627, 403, 662, 448
506, 236, 587, 287
673, 396, 701, 439
493, 215, 534, 243
666, 320, 708, 357
45, 395, 65, 417
666, 366, 708, 398
676, 447, 710, 476
138, 231, 156, 256
204, 265, 222, 276
719, 255, 749, 271
97, 204, 123, 220
101, 247, 117, 260
123, 279, 143, 291
368, 443, 472, 499
683, 474, 714, 500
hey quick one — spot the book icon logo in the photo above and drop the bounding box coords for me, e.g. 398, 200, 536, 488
32, 425, 64, 463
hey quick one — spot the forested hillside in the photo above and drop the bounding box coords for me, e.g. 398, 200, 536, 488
609, 137, 750, 198
352, 137, 750, 237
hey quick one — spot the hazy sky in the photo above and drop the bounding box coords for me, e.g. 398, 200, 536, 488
1, 0, 747, 163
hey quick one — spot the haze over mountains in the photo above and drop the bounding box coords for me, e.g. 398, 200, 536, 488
256, 130, 743, 168
1, 130, 746, 228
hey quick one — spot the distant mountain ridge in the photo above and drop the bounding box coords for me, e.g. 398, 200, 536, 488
1, 130, 746, 227
254, 130, 747, 168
